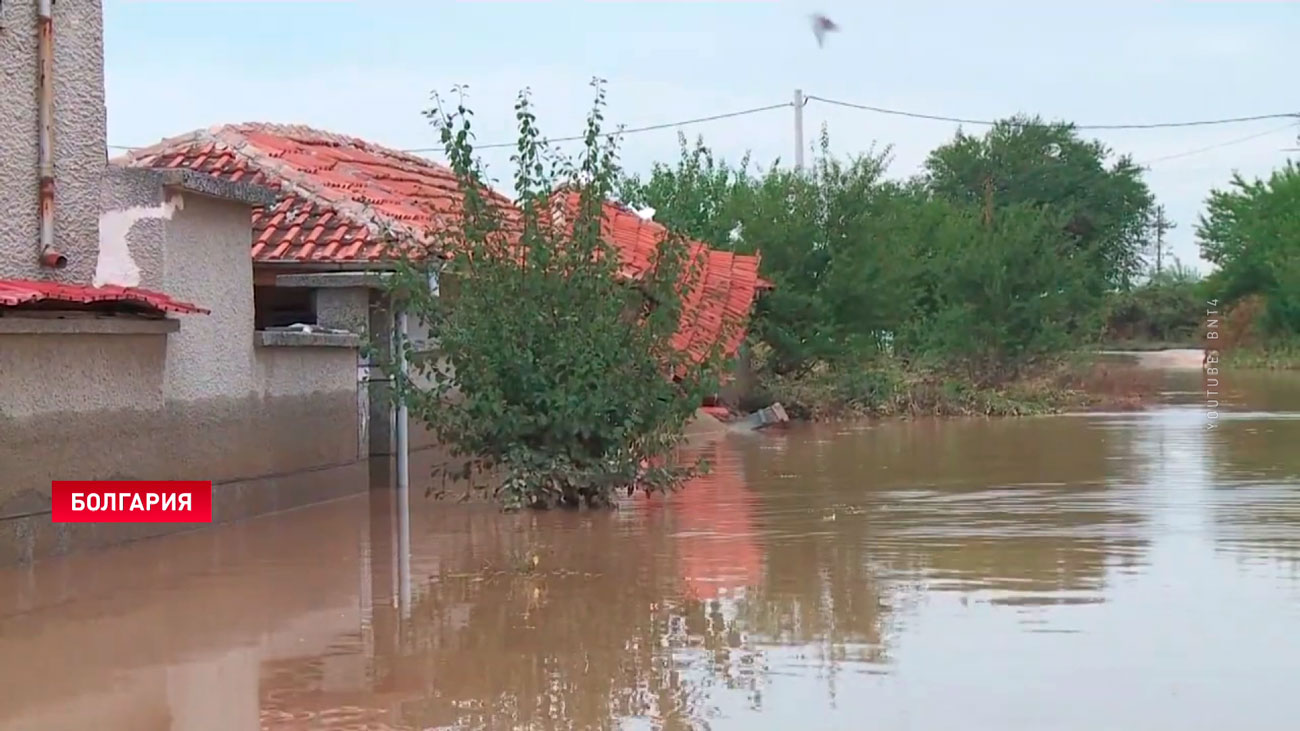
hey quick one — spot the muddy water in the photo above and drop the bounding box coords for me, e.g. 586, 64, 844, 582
2, 366, 1300, 730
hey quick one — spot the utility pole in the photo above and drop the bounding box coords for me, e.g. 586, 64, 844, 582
982, 176, 994, 228
793, 89, 805, 170
1155, 208, 1164, 275
393, 308, 411, 620
1151, 205, 1173, 275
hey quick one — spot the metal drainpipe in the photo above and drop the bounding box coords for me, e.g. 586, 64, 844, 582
36, 0, 66, 269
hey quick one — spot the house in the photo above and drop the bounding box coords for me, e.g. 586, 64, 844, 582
118, 123, 769, 448
0, 1, 370, 563
0, 2, 766, 565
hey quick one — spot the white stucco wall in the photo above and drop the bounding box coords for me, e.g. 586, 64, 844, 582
0, 0, 107, 281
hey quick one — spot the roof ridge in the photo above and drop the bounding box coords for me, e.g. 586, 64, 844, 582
215, 125, 425, 248
110, 126, 223, 166
226, 122, 449, 170
118, 124, 430, 249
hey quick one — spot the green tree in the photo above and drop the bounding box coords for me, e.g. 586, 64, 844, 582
384, 81, 720, 510
1197, 161, 1300, 335
623, 132, 909, 374
902, 202, 1099, 384
923, 116, 1155, 292
623, 125, 1149, 395
1102, 261, 1203, 345
734, 142, 904, 373
617, 134, 755, 252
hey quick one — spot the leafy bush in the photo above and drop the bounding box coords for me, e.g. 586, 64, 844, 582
1198, 162, 1300, 336
384, 82, 720, 509
901, 202, 1101, 385
1102, 262, 1204, 345
924, 116, 1154, 293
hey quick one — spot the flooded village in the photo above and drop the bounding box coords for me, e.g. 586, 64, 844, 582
3, 2, 1300, 730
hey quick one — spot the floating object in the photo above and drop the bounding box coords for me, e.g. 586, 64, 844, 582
729, 402, 789, 432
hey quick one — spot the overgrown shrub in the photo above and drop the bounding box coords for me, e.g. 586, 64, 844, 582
1102, 263, 1204, 346
898, 202, 1101, 386
623, 122, 1141, 387
383, 81, 720, 509
1199, 162, 1300, 337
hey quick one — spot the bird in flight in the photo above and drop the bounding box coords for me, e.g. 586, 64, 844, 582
810, 13, 839, 48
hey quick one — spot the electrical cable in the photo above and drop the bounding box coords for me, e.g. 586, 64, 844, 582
805, 94, 1298, 130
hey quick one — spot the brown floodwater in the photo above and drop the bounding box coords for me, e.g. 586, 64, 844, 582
2, 365, 1300, 730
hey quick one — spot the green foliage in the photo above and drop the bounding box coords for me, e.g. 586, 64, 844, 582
625, 132, 917, 374
924, 116, 1155, 292
1198, 162, 1300, 336
616, 134, 754, 252
902, 202, 1101, 385
1221, 337, 1300, 370
1102, 261, 1204, 346
736, 141, 915, 373
623, 123, 1131, 386
384, 81, 719, 510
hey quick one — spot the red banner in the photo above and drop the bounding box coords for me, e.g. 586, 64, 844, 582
50, 481, 213, 523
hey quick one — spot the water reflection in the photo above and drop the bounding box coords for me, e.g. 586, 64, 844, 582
1202, 371, 1300, 565
1, 372, 1300, 729
743, 417, 1147, 605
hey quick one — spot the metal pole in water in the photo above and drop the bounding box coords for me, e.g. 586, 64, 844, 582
395, 308, 412, 620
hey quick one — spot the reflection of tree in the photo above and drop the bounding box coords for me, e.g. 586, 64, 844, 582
254, 417, 1160, 728
1203, 390, 1300, 564
383, 505, 733, 730
740, 418, 1147, 603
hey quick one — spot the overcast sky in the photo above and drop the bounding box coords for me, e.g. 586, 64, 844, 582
104, 1, 1300, 271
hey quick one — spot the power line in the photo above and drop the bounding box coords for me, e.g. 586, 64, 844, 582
106, 102, 794, 153
105, 94, 1300, 153
412, 102, 794, 152
1139, 122, 1299, 165
805, 94, 1299, 130
804, 95, 997, 126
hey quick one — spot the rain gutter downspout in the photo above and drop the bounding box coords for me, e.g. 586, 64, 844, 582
37, 0, 66, 269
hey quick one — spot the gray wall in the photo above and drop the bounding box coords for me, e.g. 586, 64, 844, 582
0, 188, 366, 564
0, 3, 375, 564
0, 0, 107, 281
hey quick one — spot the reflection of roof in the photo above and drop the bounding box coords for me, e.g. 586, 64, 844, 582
668, 442, 763, 600
0, 279, 207, 314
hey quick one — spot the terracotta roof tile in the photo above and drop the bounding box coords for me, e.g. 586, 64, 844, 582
117, 123, 516, 264
551, 193, 764, 364
0, 280, 208, 314
118, 123, 764, 361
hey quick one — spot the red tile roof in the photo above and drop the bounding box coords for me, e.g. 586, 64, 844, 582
551, 194, 765, 363
119, 123, 766, 361
118, 123, 517, 263
0, 280, 208, 314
